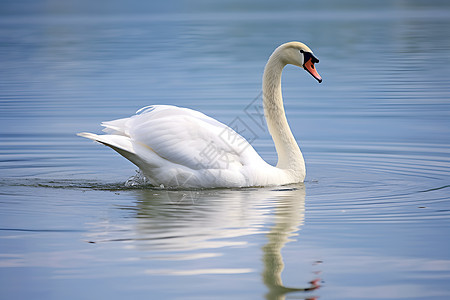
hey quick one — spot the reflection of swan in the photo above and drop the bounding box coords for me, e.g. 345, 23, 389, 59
102, 186, 319, 297
262, 186, 319, 300
130, 188, 273, 253
78, 42, 322, 188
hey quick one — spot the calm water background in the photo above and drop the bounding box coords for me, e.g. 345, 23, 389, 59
1, 1, 450, 299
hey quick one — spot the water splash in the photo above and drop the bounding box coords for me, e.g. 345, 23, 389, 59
125, 169, 151, 187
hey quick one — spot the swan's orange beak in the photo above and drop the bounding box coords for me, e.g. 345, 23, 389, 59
304, 58, 322, 83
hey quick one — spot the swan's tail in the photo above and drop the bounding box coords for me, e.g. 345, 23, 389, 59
77, 132, 159, 174
77, 132, 143, 166
77, 132, 135, 154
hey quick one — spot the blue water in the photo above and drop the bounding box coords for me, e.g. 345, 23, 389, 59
1, 1, 450, 299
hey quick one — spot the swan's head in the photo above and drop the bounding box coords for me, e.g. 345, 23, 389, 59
277, 41, 322, 83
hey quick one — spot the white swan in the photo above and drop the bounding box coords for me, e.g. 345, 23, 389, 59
78, 41, 322, 188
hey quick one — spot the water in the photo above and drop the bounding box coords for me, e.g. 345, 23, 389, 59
1, 1, 450, 299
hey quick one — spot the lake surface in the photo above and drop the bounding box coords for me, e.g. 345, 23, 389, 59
1, 1, 450, 299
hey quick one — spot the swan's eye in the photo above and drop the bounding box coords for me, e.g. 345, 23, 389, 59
302, 51, 319, 64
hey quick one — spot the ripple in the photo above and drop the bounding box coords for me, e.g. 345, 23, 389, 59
305, 141, 450, 225
144, 268, 254, 276
2, 139, 449, 228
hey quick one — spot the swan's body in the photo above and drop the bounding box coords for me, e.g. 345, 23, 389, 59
78, 42, 322, 188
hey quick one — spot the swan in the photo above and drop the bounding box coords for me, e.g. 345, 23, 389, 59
78, 41, 322, 188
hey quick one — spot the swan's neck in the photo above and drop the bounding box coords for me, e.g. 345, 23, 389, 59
263, 51, 305, 179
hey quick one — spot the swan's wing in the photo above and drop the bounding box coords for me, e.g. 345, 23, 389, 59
104, 105, 263, 171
